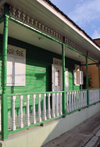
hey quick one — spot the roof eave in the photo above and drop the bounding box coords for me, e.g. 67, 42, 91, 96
0, 0, 7, 7
38, 0, 100, 50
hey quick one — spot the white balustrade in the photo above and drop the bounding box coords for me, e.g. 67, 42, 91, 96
89, 90, 93, 104
59, 93, 62, 115
79, 91, 81, 109
66, 92, 69, 113
32, 94, 36, 124
10, 90, 93, 131
89, 89, 99, 104
82, 91, 85, 107
83, 91, 87, 107
76, 91, 79, 109
81, 91, 83, 108
71, 92, 74, 111
66, 90, 87, 113
69, 92, 72, 112
74, 92, 76, 110
19, 95, 23, 128
12, 96, 16, 131
56, 93, 59, 116
96, 90, 99, 101
43, 94, 47, 121
26, 95, 30, 126
38, 94, 42, 122
47, 93, 51, 119
52, 93, 55, 118
7, 90, 90, 131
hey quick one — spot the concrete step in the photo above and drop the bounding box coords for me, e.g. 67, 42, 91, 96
84, 136, 100, 147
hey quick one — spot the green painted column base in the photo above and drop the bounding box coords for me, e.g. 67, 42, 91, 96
62, 92, 66, 117
87, 89, 89, 107
1, 94, 8, 140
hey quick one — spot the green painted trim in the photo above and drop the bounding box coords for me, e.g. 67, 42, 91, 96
87, 90, 89, 108
8, 115, 64, 135
62, 40, 66, 117
9, 17, 98, 64
7, 90, 100, 136
65, 44, 86, 57
0, 16, 4, 24
66, 89, 87, 92
88, 56, 98, 63
65, 44, 98, 63
81, 62, 99, 66
7, 91, 64, 97
1, 4, 9, 141
7, 89, 88, 97
89, 101, 100, 106
67, 100, 100, 114
67, 106, 88, 115
89, 88, 100, 91
86, 53, 89, 107
9, 17, 63, 45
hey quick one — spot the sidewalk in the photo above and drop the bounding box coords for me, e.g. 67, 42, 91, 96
42, 111, 100, 147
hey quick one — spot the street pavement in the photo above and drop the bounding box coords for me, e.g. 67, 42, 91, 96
42, 111, 100, 147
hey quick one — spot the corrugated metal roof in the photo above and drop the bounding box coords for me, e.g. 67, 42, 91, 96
43, 0, 100, 49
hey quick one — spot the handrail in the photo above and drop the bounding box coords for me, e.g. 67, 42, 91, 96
7, 91, 64, 97
89, 88, 100, 90
65, 89, 87, 92
7, 89, 89, 97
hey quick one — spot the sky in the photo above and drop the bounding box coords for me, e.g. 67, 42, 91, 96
50, 0, 100, 39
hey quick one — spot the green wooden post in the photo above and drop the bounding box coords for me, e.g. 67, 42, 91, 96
86, 52, 89, 107
62, 37, 66, 117
1, 4, 9, 140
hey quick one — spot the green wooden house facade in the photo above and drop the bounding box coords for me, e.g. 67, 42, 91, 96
0, 0, 100, 146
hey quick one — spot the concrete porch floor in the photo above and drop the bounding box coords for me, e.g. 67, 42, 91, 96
42, 111, 100, 147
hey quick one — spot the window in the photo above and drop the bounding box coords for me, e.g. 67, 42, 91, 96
7, 45, 26, 86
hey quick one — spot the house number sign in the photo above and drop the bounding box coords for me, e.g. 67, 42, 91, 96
7, 45, 25, 57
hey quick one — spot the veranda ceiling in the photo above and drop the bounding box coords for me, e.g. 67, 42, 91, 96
2, 0, 100, 61
0, 20, 93, 64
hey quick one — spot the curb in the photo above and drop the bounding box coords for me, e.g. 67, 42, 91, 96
84, 129, 100, 147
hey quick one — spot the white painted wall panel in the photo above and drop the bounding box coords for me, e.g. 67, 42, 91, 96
7, 45, 26, 86
15, 57, 25, 86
